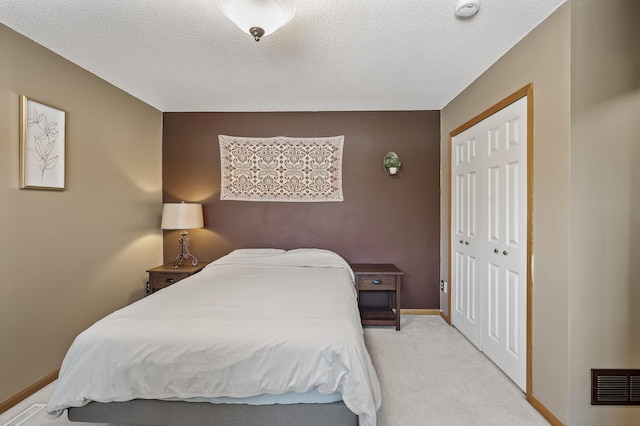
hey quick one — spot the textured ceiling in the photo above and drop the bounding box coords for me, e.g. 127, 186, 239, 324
0, 0, 565, 112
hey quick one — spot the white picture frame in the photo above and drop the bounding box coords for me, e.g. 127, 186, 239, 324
19, 95, 66, 190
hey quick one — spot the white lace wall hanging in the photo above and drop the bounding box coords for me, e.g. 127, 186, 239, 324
219, 135, 344, 202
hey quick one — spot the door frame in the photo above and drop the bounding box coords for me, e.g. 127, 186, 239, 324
446, 83, 534, 397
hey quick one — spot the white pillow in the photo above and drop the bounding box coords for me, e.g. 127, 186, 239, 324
229, 248, 286, 256
285, 248, 336, 256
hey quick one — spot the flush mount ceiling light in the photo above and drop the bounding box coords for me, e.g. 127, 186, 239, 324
455, 0, 480, 18
217, 0, 296, 41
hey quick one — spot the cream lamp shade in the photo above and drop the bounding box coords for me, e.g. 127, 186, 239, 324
161, 202, 204, 268
161, 202, 204, 230
216, 0, 295, 41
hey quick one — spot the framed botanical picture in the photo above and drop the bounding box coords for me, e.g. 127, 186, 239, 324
19, 95, 66, 190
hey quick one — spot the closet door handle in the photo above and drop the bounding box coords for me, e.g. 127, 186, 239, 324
465, 241, 469, 245
503, 251, 508, 256
460, 240, 464, 244
494, 249, 499, 254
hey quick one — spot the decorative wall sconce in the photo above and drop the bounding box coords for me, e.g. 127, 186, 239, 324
383, 152, 402, 176
161, 202, 204, 268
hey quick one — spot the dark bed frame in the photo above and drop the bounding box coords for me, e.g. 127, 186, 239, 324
68, 399, 359, 426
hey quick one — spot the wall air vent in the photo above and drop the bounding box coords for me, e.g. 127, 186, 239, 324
591, 369, 640, 405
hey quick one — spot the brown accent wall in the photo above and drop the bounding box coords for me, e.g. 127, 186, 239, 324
163, 111, 440, 309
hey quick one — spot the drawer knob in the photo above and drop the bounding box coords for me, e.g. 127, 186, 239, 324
166, 278, 176, 284
372, 279, 382, 285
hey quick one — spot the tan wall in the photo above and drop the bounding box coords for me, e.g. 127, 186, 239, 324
440, 3, 571, 423
568, 0, 640, 424
0, 24, 163, 404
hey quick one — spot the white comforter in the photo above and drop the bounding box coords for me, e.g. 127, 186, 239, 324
47, 248, 382, 426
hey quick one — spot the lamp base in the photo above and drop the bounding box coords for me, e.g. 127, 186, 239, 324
173, 231, 198, 269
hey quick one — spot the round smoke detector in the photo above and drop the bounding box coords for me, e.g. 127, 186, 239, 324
455, 0, 480, 18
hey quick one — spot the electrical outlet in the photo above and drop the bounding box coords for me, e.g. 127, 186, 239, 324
440, 280, 448, 293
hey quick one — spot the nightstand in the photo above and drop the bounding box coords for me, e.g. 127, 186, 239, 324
146, 263, 207, 295
350, 264, 403, 330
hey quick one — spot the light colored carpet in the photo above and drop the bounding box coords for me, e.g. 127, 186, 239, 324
366, 315, 548, 425
0, 315, 549, 426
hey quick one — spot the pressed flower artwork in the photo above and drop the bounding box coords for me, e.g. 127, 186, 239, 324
19, 96, 66, 190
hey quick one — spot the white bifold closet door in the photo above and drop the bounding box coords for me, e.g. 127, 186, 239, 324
451, 96, 528, 391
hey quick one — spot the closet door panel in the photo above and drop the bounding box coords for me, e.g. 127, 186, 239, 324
451, 134, 483, 349
480, 96, 528, 391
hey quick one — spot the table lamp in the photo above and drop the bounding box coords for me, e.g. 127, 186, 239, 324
161, 202, 204, 269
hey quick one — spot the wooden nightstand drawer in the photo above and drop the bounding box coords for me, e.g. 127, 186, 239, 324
149, 271, 190, 288
146, 263, 207, 295
356, 274, 397, 290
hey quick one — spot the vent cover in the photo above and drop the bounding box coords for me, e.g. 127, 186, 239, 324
592, 369, 640, 405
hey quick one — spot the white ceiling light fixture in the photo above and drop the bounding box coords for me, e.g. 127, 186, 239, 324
217, 0, 296, 42
455, 0, 480, 18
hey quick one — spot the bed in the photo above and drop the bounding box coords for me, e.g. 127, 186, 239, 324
47, 248, 381, 426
